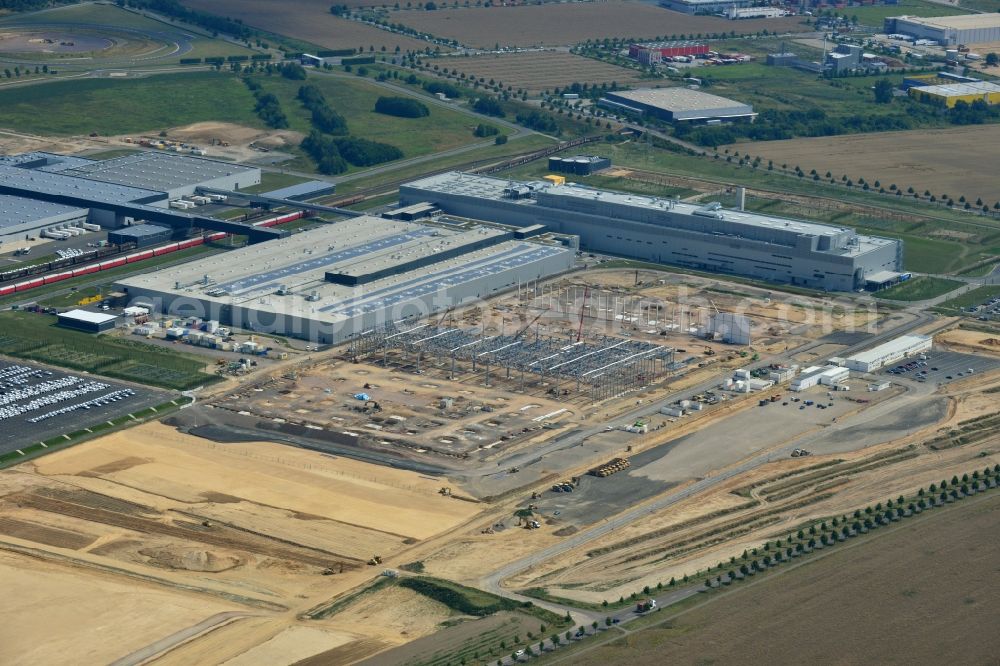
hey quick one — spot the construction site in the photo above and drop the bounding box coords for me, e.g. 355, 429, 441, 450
2, 266, 1000, 665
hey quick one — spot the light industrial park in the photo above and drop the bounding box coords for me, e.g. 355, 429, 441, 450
0, 0, 998, 665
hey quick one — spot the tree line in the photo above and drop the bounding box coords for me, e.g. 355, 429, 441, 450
244, 78, 288, 129
298, 84, 348, 134
118, 0, 252, 39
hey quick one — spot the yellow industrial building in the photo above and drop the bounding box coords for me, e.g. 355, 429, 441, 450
909, 81, 1000, 107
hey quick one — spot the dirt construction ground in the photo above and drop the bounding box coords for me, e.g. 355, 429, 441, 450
566, 492, 1000, 666
727, 125, 1000, 206
499, 371, 1000, 604
0, 422, 481, 665
388, 1, 808, 48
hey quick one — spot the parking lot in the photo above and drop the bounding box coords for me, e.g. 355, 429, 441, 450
880, 350, 1000, 384
0, 360, 166, 456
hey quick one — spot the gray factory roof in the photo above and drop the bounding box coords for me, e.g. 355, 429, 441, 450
0, 164, 165, 205
404, 172, 896, 256
110, 224, 173, 238
607, 87, 750, 113
0, 194, 87, 229
118, 216, 569, 323
263, 180, 335, 200
541, 183, 860, 241
0, 151, 95, 172
61, 152, 257, 192
892, 13, 1000, 29
913, 80, 1000, 96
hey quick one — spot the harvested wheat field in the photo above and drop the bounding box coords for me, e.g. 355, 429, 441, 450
390, 1, 808, 48
0, 422, 483, 665
181, 0, 431, 52
440, 51, 644, 93
728, 125, 1000, 207
570, 493, 1000, 665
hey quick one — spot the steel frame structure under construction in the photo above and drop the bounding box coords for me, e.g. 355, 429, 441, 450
349, 322, 674, 400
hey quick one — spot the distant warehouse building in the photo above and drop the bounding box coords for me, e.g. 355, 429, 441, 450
908, 81, 1000, 107
107, 224, 175, 248
599, 88, 756, 124
884, 14, 1000, 46
58, 151, 260, 199
629, 41, 708, 59
399, 173, 903, 292
57, 309, 118, 333
262, 180, 336, 201
660, 0, 752, 14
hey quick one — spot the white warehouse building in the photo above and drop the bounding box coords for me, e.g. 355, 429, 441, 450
791, 365, 850, 391
116, 216, 574, 344
844, 334, 932, 372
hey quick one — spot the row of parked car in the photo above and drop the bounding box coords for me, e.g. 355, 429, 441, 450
27, 388, 135, 424
0, 364, 54, 388
0, 381, 112, 422
887, 359, 929, 375
965, 294, 1000, 320
0, 375, 86, 407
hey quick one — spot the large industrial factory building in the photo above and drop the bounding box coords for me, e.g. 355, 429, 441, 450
399, 173, 903, 292
599, 88, 756, 124
0, 151, 260, 243
116, 216, 575, 344
884, 14, 1000, 46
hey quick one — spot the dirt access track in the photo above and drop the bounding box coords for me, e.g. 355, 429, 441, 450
727, 124, 1000, 207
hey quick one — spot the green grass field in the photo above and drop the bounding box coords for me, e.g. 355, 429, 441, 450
699, 65, 918, 123
252, 71, 504, 170
959, 0, 1000, 11
335, 133, 556, 195
0, 71, 260, 135
0, 312, 217, 390
875, 276, 963, 301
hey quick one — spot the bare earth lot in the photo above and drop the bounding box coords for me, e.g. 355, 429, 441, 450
181, 0, 431, 52
440, 51, 644, 93
728, 125, 1000, 206
390, 1, 808, 48
0, 422, 480, 665
567, 492, 1000, 666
